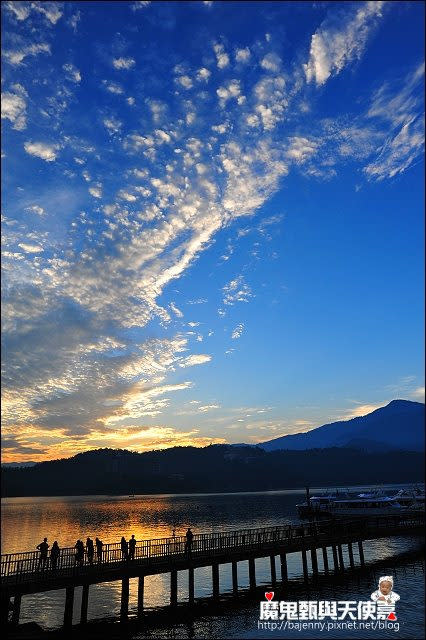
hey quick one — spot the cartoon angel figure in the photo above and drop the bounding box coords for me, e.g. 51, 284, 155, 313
371, 576, 400, 605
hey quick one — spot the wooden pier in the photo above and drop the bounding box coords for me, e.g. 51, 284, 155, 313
1, 513, 424, 628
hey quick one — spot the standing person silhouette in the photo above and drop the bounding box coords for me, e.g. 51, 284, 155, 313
120, 536, 128, 561
50, 541, 60, 570
185, 528, 193, 559
86, 537, 94, 565
128, 535, 136, 561
74, 540, 84, 567
36, 538, 49, 569
95, 537, 103, 563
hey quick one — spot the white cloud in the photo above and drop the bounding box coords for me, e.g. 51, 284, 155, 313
24, 141, 59, 162
155, 129, 171, 144
62, 63, 81, 83
132, 1, 151, 8
364, 116, 424, 180
147, 99, 167, 123
117, 190, 137, 202
68, 11, 80, 31
223, 276, 253, 306
89, 184, 103, 198
252, 76, 287, 130
304, 2, 385, 86
179, 354, 212, 367
260, 53, 281, 73
338, 402, 386, 421
196, 68, 211, 82
1, 87, 27, 130
197, 404, 220, 412
5, 1, 63, 24
217, 80, 242, 105
170, 302, 183, 318
103, 116, 122, 134
231, 323, 244, 339
4, 43, 51, 66
18, 243, 43, 253
4, 1, 31, 20
113, 57, 136, 70
363, 63, 425, 180
410, 387, 425, 401
214, 43, 230, 69
25, 205, 45, 216
102, 81, 124, 95
176, 75, 193, 89
286, 136, 319, 163
236, 47, 251, 63
33, 2, 63, 24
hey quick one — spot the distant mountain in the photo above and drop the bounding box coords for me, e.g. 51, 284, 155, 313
1, 444, 424, 497
1, 461, 37, 468
259, 400, 425, 452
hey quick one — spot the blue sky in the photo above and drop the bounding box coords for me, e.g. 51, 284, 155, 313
1, 0, 424, 461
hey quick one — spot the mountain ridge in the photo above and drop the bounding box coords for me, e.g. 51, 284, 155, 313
1, 443, 424, 497
258, 400, 424, 452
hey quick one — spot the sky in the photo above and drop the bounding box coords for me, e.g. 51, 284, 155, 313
1, 0, 424, 463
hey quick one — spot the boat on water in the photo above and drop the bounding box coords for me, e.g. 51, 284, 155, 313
296, 490, 353, 517
390, 487, 425, 509
327, 495, 408, 517
296, 486, 425, 518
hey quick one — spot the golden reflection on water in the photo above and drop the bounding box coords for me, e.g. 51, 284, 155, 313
1, 495, 202, 553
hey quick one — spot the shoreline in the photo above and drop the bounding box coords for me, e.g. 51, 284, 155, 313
1, 481, 423, 502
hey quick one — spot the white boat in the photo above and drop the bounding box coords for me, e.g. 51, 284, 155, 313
296, 490, 353, 517
327, 495, 409, 517
296, 486, 425, 518
390, 487, 425, 510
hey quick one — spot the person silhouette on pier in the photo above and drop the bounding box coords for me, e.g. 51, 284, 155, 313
50, 541, 60, 570
185, 528, 193, 559
128, 535, 136, 560
95, 537, 104, 563
86, 537, 94, 565
75, 540, 84, 566
36, 538, 49, 569
121, 536, 129, 561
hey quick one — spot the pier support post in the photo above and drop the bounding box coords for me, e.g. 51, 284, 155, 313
80, 585, 89, 625
63, 586, 74, 628
301, 548, 309, 584
311, 548, 318, 579
270, 556, 276, 585
137, 575, 144, 618
121, 577, 129, 621
188, 567, 194, 605
249, 557, 256, 591
280, 553, 288, 583
322, 547, 329, 574
348, 543, 355, 570
212, 563, 219, 601
358, 541, 365, 567
332, 545, 339, 575
11, 594, 21, 626
170, 570, 178, 607
232, 561, 238, 597
1, 596, 10, 625
337, 544, 344, 573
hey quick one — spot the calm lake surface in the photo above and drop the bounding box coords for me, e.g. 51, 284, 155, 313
2, 484, 424, 638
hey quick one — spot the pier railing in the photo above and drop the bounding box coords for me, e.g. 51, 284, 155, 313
1, 514, 423, 585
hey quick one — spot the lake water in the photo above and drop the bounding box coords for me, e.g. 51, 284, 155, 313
1, 484, 424, 638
